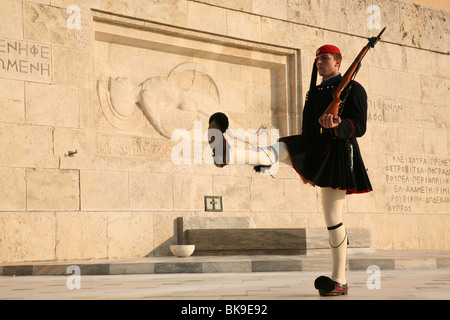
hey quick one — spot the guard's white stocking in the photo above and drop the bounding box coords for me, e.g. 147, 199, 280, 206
321, 187, 347, 285
237, 142, 291, 166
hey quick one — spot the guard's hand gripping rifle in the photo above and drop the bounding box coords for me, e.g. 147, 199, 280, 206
321, 27, 386, 119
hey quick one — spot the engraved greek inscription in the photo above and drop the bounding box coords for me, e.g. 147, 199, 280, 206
96, 134, 172, 159
386, 155, 450, 212
368, 97, 402, 123
0, 38, 52, 83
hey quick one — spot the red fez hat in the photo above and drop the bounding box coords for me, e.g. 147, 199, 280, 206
316, 45, 341, 57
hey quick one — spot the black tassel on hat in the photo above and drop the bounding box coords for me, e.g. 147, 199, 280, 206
310, 59, 318, 91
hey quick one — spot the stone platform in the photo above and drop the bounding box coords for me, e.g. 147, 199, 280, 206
179, 217, 372, 256
1, 250, 449, 277
186, 228, 372, 255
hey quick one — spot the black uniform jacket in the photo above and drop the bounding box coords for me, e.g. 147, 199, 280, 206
279, 78, 373, 194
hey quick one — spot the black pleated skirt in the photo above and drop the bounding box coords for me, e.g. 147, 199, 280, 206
279, 135, 372, 195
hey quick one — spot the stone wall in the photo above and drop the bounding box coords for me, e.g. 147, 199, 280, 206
0, 0, 448, 263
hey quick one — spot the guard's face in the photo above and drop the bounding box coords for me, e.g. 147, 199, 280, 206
316, 53, 341, 79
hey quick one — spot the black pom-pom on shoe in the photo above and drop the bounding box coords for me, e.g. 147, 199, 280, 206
208, 112, 229, 168
208, 112, 229, 133
314, 276, 348, 296
314, 276, 335, 292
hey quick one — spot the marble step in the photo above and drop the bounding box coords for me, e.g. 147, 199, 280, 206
2, 251, 450, 276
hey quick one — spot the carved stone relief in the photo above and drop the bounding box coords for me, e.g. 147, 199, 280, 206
93, 11, 300, 161
98, 62, 219, 138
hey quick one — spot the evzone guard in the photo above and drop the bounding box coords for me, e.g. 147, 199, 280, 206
207, 29, 384, 296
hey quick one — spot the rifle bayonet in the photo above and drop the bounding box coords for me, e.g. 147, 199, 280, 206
368, 27, 386, 48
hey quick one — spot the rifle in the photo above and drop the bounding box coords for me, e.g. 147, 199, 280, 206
321, 27, 386, 119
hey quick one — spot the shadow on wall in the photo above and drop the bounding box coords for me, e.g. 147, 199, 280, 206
145, 218, 178, 257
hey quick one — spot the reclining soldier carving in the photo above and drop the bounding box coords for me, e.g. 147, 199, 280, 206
99, 62, 269, 146
99, 63, 219, 137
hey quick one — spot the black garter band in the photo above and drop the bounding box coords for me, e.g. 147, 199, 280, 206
327, 222, 349, 248
254, 146, 278, 176
327, 222, 343, 230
